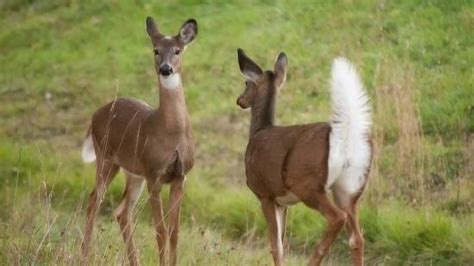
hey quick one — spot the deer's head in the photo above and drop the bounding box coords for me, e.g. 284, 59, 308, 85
236, 49, 287, 109
146, 17, 197, 89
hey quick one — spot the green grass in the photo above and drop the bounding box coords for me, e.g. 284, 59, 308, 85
1, 0, 473, 265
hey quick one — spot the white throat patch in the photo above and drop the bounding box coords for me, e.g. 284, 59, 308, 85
159, 74, 181, 90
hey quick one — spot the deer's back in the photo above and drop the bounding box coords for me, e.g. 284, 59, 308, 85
245, 122, 331, 198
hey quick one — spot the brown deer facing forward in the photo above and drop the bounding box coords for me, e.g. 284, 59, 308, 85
236, 49, 372, 266
80, 17, 197, 266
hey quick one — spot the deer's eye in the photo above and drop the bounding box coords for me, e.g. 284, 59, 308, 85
245, 80, 249, 86
175, 49, 181, 55
153, 48, 159, 55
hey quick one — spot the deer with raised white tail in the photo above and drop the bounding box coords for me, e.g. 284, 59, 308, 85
81, 17, 197, 266
236, 49, 372, 266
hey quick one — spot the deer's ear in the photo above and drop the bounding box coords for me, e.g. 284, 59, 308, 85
237, 48, 263, 81
178, 19, 198, 45
146, 17, 161, 39
273, 52, 287, 88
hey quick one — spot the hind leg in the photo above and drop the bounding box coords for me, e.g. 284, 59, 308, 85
332, 169, 368, 266
292, 183, 347, 266
333, 187, 364, 266
82, 158, 119, 259
114, 173, 145, 266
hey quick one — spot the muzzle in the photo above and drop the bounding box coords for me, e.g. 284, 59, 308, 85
159, 64, 173, 76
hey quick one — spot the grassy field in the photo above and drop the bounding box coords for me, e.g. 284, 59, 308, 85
1, 0, 473, 265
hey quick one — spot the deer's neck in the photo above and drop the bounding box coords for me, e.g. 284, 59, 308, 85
155, 74, 189, 132
250, 87, 277, 137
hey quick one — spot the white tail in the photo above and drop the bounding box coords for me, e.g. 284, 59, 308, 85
327, 57, 372, 193
81, 132, 96, 163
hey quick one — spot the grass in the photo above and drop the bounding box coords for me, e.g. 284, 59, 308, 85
1, 0, 473, 265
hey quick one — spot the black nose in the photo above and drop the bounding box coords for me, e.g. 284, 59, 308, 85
159, 64, 173, 76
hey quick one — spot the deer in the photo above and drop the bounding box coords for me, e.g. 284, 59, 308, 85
236, 49, 372, 266
80, 17, 197, 266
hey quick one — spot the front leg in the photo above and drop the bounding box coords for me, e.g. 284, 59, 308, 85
280, 206, 288, 253
168, 176, 185, 266
146, 178, 167, 266
261, 198, 284, 266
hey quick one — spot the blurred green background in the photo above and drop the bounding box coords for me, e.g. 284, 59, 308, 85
1, 0, 473, 265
